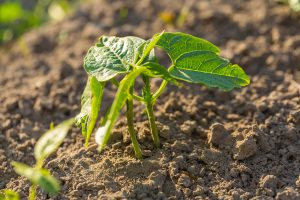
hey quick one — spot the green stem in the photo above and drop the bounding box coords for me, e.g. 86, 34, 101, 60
111, 78, 144, 102
29, 184, 37, 200
126, 87, 142, 159
142, 75, 160, 148
152, 80, 168, 102
110, 78, 119, 87
133, 94, 145, 102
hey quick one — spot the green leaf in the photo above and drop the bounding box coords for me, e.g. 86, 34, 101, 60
156, 32, 249, 90
75, 76, 105, 146
34, 119, 73, 162
75, 78, 92, 136
84, 36, 145, 81
11, 162, 60, 196
0, 190, 19, 200
156, 32, 220, 62
169, 51, 250, 91
137, 31, 164, 65
141, 62, 175, 83
95, 67, 146, 152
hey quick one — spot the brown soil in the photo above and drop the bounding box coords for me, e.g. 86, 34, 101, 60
1, 0, 300, 199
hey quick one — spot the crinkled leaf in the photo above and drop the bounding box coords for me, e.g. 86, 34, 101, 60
0, 190, 19, 200
34, 119, 73, 162
141, 62, 175, 83
169, 51, 250, 91
156, 32, 220, 62
11, 162, 60, 196
75, 77, 105, 145
84, 36, 145, 81
95, 68, 146, 152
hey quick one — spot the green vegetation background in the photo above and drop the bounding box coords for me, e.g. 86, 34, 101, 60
0, 0, 83, 44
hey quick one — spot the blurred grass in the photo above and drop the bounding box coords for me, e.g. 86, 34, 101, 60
0, 0, 82, 44
277, 0, 300, 12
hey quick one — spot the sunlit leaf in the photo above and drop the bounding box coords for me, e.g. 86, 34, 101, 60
156, 32, 220, 62
34, 118, 73, 162
156, 32, 249, 90
11, 162, 60, 196
84, 36, 145, 81
75, 76, 105, 145
169, 51, 250, 90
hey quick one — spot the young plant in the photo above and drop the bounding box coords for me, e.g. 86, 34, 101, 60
75, 32, 250, 159
11, 119, 73, 200
0, 189, 19, 200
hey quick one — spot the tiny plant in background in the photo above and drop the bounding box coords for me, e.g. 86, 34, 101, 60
11, 119, 73, 200
0, 189, 19, 200
75, 32, 250, 159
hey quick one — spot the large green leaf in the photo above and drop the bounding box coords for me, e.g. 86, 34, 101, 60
75, 77, 105, 145
95, 67, 146, 152
34, 119, 73, 162
11, 162, 60, 196
84, 36, 145, 81
156, 32, 249, 90
169, 51, 250, 90
156, 32, 220, 62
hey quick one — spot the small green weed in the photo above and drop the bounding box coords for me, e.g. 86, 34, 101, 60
10, 119, 73, 200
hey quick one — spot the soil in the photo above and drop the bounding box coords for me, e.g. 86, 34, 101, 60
1, 0, 300, 199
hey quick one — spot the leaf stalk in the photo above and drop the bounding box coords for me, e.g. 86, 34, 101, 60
126, 86, 143, 159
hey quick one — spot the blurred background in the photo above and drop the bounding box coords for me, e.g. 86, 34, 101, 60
0, 0, 299, 44
0, 0, 85, 44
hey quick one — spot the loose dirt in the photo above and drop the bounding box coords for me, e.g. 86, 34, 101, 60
1, 0, 299, 199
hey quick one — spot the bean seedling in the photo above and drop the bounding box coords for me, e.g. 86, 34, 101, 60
75, 32, 250, 159
11, 119, 73, 200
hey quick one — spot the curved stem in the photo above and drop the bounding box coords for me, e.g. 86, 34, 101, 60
152, 80, 168, 102
133, 94, 145, 102
111, 78, 144, 102
142, 75, 160, 148
126, 87, 142, 159
145, 101, 160, 148
110, 78, 119, 87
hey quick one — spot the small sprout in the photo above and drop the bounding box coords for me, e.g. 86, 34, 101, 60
0, 189, 19, 200
11, 118, 73, 200
76, 32, 250, 159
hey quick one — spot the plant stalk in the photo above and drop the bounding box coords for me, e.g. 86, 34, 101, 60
29, 184, 37, 200
152, 80, 168, 102
142, 75, 160, 148
126, 86, 142, 159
